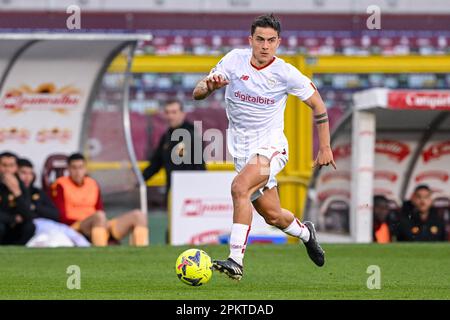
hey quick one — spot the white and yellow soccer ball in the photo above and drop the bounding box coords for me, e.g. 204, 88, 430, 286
175, 248, 213, 286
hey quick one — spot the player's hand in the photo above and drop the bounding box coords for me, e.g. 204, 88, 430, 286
313, 146, 337, 170
2, 173, 22, 197
206, 73, 229, 92
15, 215, 23, 224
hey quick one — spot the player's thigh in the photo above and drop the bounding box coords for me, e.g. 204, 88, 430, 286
232, 155, 270, 195
108, 210, 144, 240
252, 187, 282, 220
78, 211, 107, 236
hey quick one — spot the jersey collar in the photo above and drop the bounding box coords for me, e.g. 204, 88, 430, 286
250, 56, 276, 71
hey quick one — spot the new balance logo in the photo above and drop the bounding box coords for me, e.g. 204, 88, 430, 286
240, 74, 249, 81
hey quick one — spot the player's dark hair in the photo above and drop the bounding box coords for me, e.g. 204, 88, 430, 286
165, 99, 184, 112
0, 151, 19, 163
251, 13, 281, 36
414, 184, 431, 194
374, 195, 388, 206
68, 152, 85, 164
18, 158, 33, 169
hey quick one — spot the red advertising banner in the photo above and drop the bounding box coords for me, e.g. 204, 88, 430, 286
388, 90, 450, 110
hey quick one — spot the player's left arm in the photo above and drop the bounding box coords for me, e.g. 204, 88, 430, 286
303, 91, 337, 170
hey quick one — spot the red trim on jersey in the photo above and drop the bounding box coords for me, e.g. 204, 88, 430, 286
242, 225, 251, 254
250, 56, 276, 71
310, 82, 317, 91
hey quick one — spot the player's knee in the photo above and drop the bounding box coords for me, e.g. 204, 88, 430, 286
132, 209, 147, 225
231, 178, 250, 200
93, 211, 108, 225
263, 213, 283, 227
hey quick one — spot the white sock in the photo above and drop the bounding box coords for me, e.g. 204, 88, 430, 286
228, 223, 251, 266
283, 218, 310, 243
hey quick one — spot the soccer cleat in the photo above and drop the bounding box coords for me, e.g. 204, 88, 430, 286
303, 221, 325, 267
212, 258, 243, 280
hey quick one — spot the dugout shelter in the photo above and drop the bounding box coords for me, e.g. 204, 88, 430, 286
305, 88, 450, 242
0, 33, 151, 215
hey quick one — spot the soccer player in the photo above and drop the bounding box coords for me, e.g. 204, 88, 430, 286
193, 14, 336, 280
18, 158, 91, 247
17, 158, 59, 221
51, 153, 149, 246
0, 152, 35, 245
397, 185, 447, 241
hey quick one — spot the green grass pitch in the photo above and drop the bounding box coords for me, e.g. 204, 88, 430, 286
0, 243, 449, 299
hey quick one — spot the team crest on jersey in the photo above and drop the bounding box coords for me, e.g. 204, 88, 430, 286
267, 77, 277, 88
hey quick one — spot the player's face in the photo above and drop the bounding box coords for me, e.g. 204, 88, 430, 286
164, 102, 185, 129
18, 166, 34, 188
0, 156, 18, 175
68, 159, 87, 185
249, 27, 280, 66
412, 189, 433, 214
374, 200, 389, 222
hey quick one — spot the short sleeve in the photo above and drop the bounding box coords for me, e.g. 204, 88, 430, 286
286, 64, 316, 101
95, 185, 104, 211
208, 49, 237, 81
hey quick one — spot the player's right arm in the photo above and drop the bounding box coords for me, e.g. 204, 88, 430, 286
193, 50, 235, 100
50, 183, 73, 225
142, 136, 165, 181
192, 74, 229, 100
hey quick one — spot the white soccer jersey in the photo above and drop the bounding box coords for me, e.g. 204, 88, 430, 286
209, 48, 316, 158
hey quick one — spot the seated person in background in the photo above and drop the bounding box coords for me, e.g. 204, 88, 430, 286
373, 195, 393, 243
0, 152, 35, 245
397, 185, 447, 241
51, 153, 148, 247
17, 158, 89, 247
17, 158, 59, 221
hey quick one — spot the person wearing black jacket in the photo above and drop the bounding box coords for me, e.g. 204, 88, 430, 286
17, 158, 59, 221
142, 100, 206, 201
397, 185, 447, 241
0, 152, 35, 245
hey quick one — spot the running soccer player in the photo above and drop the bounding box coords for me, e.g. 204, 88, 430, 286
192, 14, 336, 280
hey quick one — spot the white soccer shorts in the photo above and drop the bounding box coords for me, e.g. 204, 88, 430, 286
233, 146, 288, 202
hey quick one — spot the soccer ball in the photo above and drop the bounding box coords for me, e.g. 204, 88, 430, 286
175, 248, 213, 286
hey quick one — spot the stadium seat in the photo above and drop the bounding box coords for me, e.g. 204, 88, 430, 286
432, 197, 450, 241
41, 154, 68, 193
322, 200, 350, 234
